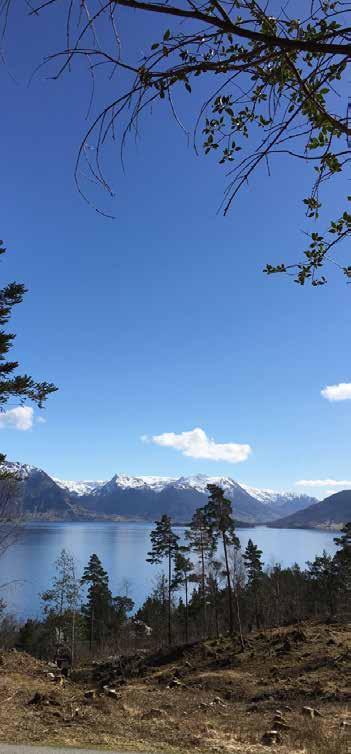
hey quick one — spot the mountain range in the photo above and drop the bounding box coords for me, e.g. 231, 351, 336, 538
268, 489, 351, 529
0, 463, 318, 524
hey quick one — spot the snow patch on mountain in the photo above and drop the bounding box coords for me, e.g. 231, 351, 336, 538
172, 474, 243, 495
109, 474, 175, 492
2, 461, 40, 480
240, 483, 285, 504
46, 470, 318, 511
240, 483, 313, 505
54, 479, 106, 496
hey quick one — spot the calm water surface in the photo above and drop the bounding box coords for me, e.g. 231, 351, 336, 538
0, 522, 339, 619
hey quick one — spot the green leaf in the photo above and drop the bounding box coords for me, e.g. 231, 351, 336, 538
163, 29, 171, 41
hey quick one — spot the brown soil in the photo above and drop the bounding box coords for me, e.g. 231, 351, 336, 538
0, 621, 351, 753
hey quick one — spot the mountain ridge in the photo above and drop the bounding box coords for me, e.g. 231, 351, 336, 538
0, 463, 318, 524
268, 488, 351, 529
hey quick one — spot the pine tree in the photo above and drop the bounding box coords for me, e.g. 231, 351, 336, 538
17, 618, 50, 658
334, 523, 351, 607
203, 485, 240, 635
41, 549, 80, 664
112, 595, 134, 627
81, 554, 112, 649
172, 548, 194, 643
206, 559, 223, 639
147, 514, 179, 645
135, 573, 168, 644
186, 507, 215, 636
268, 564, 283, 626
243, 539, 264, 629
229, 545, 246, 649
306, 551, 340, 617
0, 240, 57, 536
0, 240, 57, 472
334, 523, 351, 557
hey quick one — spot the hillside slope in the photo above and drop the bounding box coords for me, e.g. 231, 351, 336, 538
268, 489, 351, 529
0, 463, 78, 520
1, 622, 351, 753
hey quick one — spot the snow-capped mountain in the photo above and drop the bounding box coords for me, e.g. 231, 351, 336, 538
0, 463, 318, 523
100, 474, 176, 494
2, 461, 39, 480
83, 473, 315, 512
240, 483, 307, 506
0, 462, 78, 520
171, 474, 242, 494
69, 472, 317, 523
53, 479, 106, 497
77, 473, 257, 521
70, 473, 267, 497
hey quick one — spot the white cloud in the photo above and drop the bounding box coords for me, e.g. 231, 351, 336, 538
321, 383, 351, 401
36, 416, 46, 425
142, 427, 251, 463
0, 406, 34, 431
295, 479, 351, 488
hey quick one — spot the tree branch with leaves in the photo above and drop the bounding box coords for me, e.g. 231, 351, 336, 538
6, 0, 351, 282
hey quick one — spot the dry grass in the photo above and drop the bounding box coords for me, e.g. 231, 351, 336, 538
0, 622, 351, 753
291, 718, 350, 754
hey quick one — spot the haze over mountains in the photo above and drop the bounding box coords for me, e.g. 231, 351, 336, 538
1, 462, 319, 524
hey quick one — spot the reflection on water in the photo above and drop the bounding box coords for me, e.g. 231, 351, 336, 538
0, 522, 338, 619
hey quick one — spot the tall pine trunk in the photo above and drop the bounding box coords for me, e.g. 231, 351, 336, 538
234, 583, 245, 650
222, 534, 234, 634
200, 537, 207, 637
254, 588, 261, 629
213, 579, 219, 639
168, 544, 172, 645
90, 607, 94, 651
71, 609, 76, 667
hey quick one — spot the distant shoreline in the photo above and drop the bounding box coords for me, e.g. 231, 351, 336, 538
19, 515, 257, 528
17, 516, 343, 531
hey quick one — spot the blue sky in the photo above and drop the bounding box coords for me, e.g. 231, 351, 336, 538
0, 3, 350, 497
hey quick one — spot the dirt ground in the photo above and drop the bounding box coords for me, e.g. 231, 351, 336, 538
0, 621, 351, 754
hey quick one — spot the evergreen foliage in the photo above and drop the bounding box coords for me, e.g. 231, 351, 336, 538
8, 488, 351, 660
203, 484, 239, 634
334, 523, 351, 600
243, 539, 264, 629
172, 548, 194, 642
306, 550, 340, 618
41, 549, 81, 662
147, 514, 179, 644
81, 553, 112, 648
0, 240, 57, 469
186, 507, 215, 634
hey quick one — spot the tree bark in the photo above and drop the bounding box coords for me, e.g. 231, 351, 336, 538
71, 609, 76, 667
234, 584, 245, 650
200, 537, 207, 637
90, 607, 94, 652
222, 534, 234, 634
185, 577, 189, 643
168, 544, 172, 646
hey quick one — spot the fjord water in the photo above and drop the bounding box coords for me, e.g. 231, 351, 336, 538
1, 522, 338, 619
